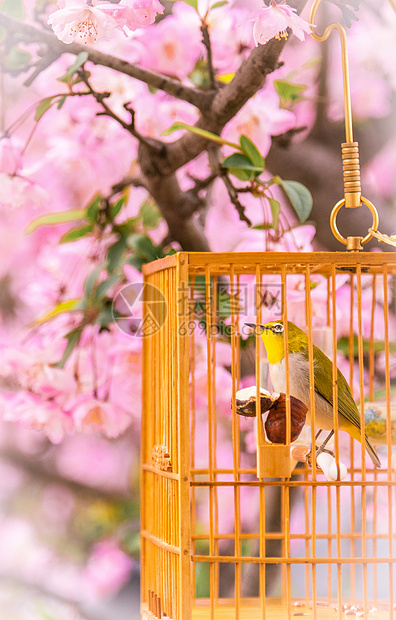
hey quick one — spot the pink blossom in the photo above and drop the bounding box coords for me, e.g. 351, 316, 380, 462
83, 540, 133, 599
115, 0, 165, 34
48, 0, 164, 43
48, 0, 119, 44
223, 87, 296, 157
0, 392, 73, 444
55, 435, 133, 491
250, 1, 312, 47
71, 396, 132, 438
0, 137, 23, 175
0, 173, 48, 210
208, 6, 254, 74
136, 2, 202, 78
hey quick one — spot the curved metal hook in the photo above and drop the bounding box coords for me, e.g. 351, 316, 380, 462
309, 0, 352, 140
309, 0, 396, 143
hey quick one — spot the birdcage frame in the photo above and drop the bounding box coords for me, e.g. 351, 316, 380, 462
141, 251, 396, 620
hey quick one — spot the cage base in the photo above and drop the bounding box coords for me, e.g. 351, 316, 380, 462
190, 597, 391, 619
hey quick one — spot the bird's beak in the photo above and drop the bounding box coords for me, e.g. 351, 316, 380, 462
245, 323, 266, 331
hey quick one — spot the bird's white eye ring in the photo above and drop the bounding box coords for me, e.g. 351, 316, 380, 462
272, 323, 284, 333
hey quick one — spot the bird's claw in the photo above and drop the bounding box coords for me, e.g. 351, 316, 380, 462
307, 444, 335, 468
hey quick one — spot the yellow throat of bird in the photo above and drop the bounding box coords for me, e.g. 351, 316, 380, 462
261, 330, 285, 365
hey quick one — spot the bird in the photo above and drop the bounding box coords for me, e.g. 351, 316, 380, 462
245, 320, 381, 468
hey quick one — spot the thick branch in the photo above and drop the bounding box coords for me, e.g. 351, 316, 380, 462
112, 174, 149, 194
0, 2, 307, 253
142, 0, 308, 177
0, 13, 211, 110
137, 152, 211, 252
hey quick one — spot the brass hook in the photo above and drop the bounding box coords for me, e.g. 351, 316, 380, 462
308, 0, 393, 248
309, 0, 396, 146
309, 0, 353, 142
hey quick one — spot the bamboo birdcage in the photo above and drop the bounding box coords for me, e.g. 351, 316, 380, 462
140, 1, 396, 618
141, 251, 396, 620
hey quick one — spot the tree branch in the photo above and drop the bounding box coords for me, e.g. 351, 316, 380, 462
78, 71, 165, 153
0, 13, 212, 111
200, 21, 217, 91
0, 1, 308, 253
136, 0, 308, 249
136, 150, 212, 251
220, 172, 252, 226
142, 0, 308, 178
111, 174, 149, 194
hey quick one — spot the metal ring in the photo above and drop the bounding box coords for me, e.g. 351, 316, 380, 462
330, 196, 379, 246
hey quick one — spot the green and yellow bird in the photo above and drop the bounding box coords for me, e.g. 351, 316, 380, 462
246, 320, 381, 468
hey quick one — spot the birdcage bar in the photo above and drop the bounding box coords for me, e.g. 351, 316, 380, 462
189, 479, 394, 488
254, 265, 266, 620
191, 555, 396, 565
356, 264, 368, 615
330, 265, 343, 619
280, 266, 292, 619
142, 252, 396, 620
190, 275, 197, 603
212, 273, 221, 613
383, 267, 395, 618
204, 265, 215, 619
191, 532, 394, 542
304, 264, 318, 619
230, 265, 242, 618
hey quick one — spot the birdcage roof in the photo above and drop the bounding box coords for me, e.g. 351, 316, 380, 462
143, 251, 396, 277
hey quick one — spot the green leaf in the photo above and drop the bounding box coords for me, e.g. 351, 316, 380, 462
223, 153, 263, 172
86, 195, 102, 222
54, 328, 82, 369
252, 223, 273, 230
140, 201, 161, 229
57, 95, 67, 110
337, 336, 396, 357
125, 255, 145, 272
162, 122, 241, 150
35, 96, 56, 122
4, 47, 31, 70
95, 274, 121, 300
274, 79, 307, 104
181, 0, 198, 10
28, 299, 80, 327
106, 237, 128, 273
85, 266, 102, 297
211, 0, 228, 8
275, 178, 313, 223
127, 234, 164, 262
0, 0, 24, 18
239, 135, 265, 170
268, 198, 280, 232
97, 304, 116, 328
26, 209, 86, 234
115, 218, 138, 237
223, 153, 264, 180
109, 197, 126, 220
58, 51, 89, 84
226, 168, 251, 181
60, 224, 94, 243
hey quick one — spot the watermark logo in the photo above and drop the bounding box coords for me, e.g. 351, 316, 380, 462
112, 282, 282, 337
112, 283, 167, 337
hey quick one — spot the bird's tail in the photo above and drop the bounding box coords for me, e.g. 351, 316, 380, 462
365, 436, 381, 468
